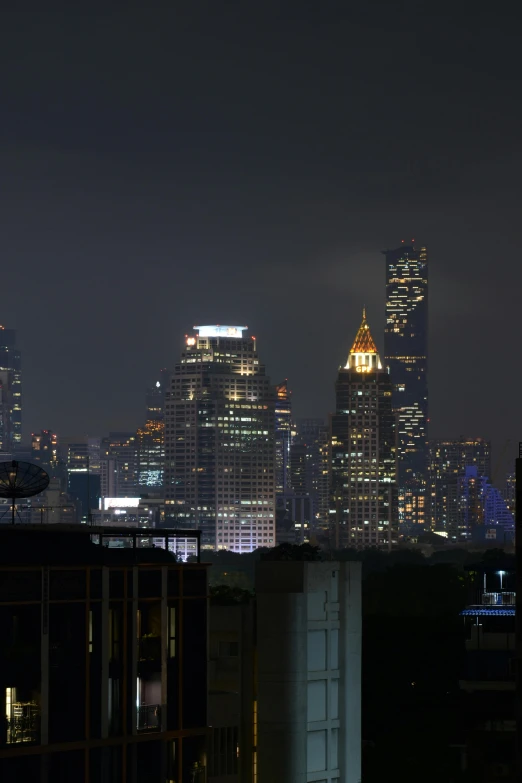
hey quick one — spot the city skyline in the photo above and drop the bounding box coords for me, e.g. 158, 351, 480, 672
9, 304, 517, 481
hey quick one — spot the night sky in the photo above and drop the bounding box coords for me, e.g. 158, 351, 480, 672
1, 6, 521, 471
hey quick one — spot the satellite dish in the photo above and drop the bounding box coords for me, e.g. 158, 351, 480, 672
0, 460, 50, 524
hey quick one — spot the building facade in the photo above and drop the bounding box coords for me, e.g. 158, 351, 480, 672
0, 327, 22, 453
100, 432, 139, 499
164, 326, 276, 552
330, 310, 398, 550
274, 380, 292, 495
31, 431, 58, 475
428, 438, 492, 538
256, 560, 362, 783
384, 243, 428, 531
0, 525, 207, 783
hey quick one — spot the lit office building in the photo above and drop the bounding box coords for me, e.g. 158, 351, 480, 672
136, 420, 165, 490
164, 325, 276, 552
0, 326, 22, 453
100, 432, 139, 498
274, 380, 292, 495
427, 438, 492, 537
330, 310, 398, 550
384, 243, 428, 531
31, 430, 58, 474
457, 466, 514, 543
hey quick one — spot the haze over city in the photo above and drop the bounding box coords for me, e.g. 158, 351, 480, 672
1, 6, 520, 468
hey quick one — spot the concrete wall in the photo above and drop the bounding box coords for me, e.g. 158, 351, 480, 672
256, 561, 361, 783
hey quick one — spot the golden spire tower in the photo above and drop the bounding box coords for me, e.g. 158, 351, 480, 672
345, 308, 383, 371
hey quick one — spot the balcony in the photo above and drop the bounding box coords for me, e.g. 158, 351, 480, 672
137, 704, 161, 732
482, 591, 515, 606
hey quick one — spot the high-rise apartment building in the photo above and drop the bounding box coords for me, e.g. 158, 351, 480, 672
0, 327, 22, 453
428, 437, 491, 537
330, 310, 398, 550
164, 325, 276, 552
384, 243, 428, 531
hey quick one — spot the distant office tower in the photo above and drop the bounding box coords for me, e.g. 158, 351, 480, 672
293, 418, 330, 534
274, 380, 292, 494
0, 326, 22, 452
504, 472, 516, 516
457, 466, 514, 542
164, 325, 276, 552
135, 372, 169, 492
65, 438, 101, 522
145, 368, 170, 421
137, 420, 165, 490
384, 243, 428, 531
100, 432, 139, 498
428, 437, 492, 538
31, 430, 58, 474
330, 310, 398, 550
256, 560, 362, 783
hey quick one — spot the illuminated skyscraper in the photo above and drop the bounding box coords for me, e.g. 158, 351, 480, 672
274, 380, 292, 494
0, 326, 22, 452
330, 310, 398, 550
137, 419, 164, 489
164, 325, 276, 552
384, 243, 428, 531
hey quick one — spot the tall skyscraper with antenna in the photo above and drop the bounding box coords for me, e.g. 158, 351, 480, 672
383, 242, 428, 532
330, 309, 398, 549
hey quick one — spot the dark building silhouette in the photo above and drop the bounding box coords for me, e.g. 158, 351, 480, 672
384, 244, 428, 532
0, 525, 207, 782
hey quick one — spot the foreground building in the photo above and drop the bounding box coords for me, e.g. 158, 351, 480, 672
330, 310, 398, 549
384, 243, 428, 531
458, 563, 516, 780
164, 325, 276, 552
0, 525, 207, 783
209, 559, 362, 783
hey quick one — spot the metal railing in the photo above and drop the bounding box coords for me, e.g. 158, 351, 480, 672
482, 591, 516, 606
137, 704, 161, 732
6, 714, 40, 744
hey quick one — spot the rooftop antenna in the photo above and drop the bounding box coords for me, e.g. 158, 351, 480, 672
0, 460, 50, 524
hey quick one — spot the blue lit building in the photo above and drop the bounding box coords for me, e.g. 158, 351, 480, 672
384, 243, 428, 532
